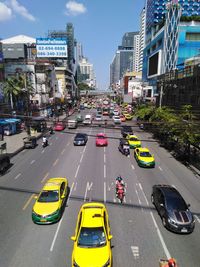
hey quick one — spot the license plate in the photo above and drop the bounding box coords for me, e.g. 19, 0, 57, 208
40, 219, 46, 222
181, 228, 187, 233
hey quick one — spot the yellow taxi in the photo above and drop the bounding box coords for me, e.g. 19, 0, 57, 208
126, 134, 141, 149
124, 113, 133, 120
32, 177, 68, 224
71, 202, 113, 267
134, 147, 155, 167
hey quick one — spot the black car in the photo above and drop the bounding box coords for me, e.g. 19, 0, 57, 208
121, 125, 133, 138
118, 138, 130, 156
73, 133, 88, 146
0, 154, 10, 174
151, 185, 195, 234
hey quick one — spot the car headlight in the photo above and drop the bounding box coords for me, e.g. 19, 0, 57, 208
73, 260, 80, 267
32, 210, 38, 216
102, 259, 110, 267
48, 209, 60, 217
168, 217, 178, 226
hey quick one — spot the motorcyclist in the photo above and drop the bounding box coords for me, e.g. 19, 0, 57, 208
159, 258, 177, 267
116, 176, 125, 196
42, 136, 48, 146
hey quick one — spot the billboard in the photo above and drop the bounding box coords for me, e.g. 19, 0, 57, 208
148, 50, 162, 78
36, 38, 67, 58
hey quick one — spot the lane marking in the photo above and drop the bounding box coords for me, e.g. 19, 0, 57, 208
158, 166, 163, 171
30, 160, 35, 165
50, 182, 74, 252
80, 153, 84, 163
131, 246, 139, 259
53, 158, 59, 167
84, 182, 93, 201
138, 183, 149, 205
75, 165, 80, 178
73, 182, 77, 191
150, 211, 171, 259
135, 189, 142, 205
104, 147, 106, 153
23, 194, 35, 210
61, 148, 66, 155
104, 164, 106, 179
194, 215, 200, 223
131, 164, 135, 170
104, 154, 106, 163
104, 182, 106, 203
41, 172, 49, 183
14, 173, 21, 180
41, 150, 44, 154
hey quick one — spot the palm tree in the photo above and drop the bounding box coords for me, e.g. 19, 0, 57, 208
3, 76, 22, 110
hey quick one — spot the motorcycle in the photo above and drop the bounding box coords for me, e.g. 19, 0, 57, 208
42, 139, 48, 148
116, 184, 125, 203
49, 127, 54, 134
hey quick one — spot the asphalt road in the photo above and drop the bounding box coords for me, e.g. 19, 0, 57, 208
0, 109, 200, 267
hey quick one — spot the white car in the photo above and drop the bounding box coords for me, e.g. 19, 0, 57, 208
113, 115, 121, 124
95, 114, 102, 121
113, 110, 119, 116
83, 114, 92, 125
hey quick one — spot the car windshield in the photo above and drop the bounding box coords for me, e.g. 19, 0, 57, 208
76, 134, 85, 139
129, 137, 138, 141
38, 190, 59, 202
166, 196, 188, 211
78, 227, 107, 248
140, 152, 151, 157
97, 135, 105, 139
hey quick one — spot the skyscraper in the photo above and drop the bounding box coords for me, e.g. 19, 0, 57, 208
139, 7, 146, 72
145, 0, 200, 34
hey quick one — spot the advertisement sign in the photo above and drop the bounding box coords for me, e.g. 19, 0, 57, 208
36, 38, 67, 58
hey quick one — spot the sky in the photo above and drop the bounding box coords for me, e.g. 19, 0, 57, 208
0, 0, 145, 90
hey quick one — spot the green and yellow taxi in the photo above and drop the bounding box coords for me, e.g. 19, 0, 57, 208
71, 202, 113, 267
32, 177, 68, 224
124, 113, 133, 120
126, 134, 141, 149
134, 147, 155, 167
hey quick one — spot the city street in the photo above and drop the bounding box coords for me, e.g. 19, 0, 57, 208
0, 109, 200, 267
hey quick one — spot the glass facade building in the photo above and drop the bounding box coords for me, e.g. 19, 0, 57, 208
146, 0, 200, 34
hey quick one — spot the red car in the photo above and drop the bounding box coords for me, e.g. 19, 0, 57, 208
54, 122, 66, 131
96, 133, 108, 146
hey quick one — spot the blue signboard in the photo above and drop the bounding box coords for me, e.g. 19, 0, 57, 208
36, 38, 67, 58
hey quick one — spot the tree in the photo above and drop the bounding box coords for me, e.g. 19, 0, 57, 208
3, 76, 22, 109
78, 82, 90, 91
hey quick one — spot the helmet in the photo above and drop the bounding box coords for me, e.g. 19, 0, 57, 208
168, 258, 176, 267
116, 176, 122, 182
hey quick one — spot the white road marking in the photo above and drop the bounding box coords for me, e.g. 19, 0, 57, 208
104, 164, 106, 178
135, 189, 142, 205
61, 148, 66, 155
14, 173, 21, 180
75, 165, 80, 178
131, 246, 139, 259
104, 153, 106, 163
104, 182, 106, 203
104, 147, 106, 153
53, 158, 59, 167
30, 160, 35, 165
138, 183, 149, 205
84, 182, 93, 201
194, 215, 200, 223
50, 182, 74, 252
80, 153, 84, 163
73, 182, 77, 191
107, 184, 111, 191
131, 164, 135, 170
158, 166, 163, 171
150, 211, 171, 259
113, 198, 116, 203
41, 150, 44, 154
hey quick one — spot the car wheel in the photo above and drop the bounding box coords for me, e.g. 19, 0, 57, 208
162, 216, 167, 228
151, 194, 154, 204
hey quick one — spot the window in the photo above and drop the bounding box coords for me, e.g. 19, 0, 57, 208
60, 182, 65, 196
186, 32, 200, 41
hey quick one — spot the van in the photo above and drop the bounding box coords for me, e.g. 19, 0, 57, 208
68, 119, 77, 129
83, 114, 92, 125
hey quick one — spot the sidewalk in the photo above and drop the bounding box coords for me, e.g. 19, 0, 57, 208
1, 108, 76, 157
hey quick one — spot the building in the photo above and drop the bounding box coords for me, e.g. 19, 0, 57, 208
142, 2, 200, 93
133, 34, 140, 72
145, 0, 200, 35
139, 7, 146, 72
78, 57, 96, 88
110, 32, 139, 87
